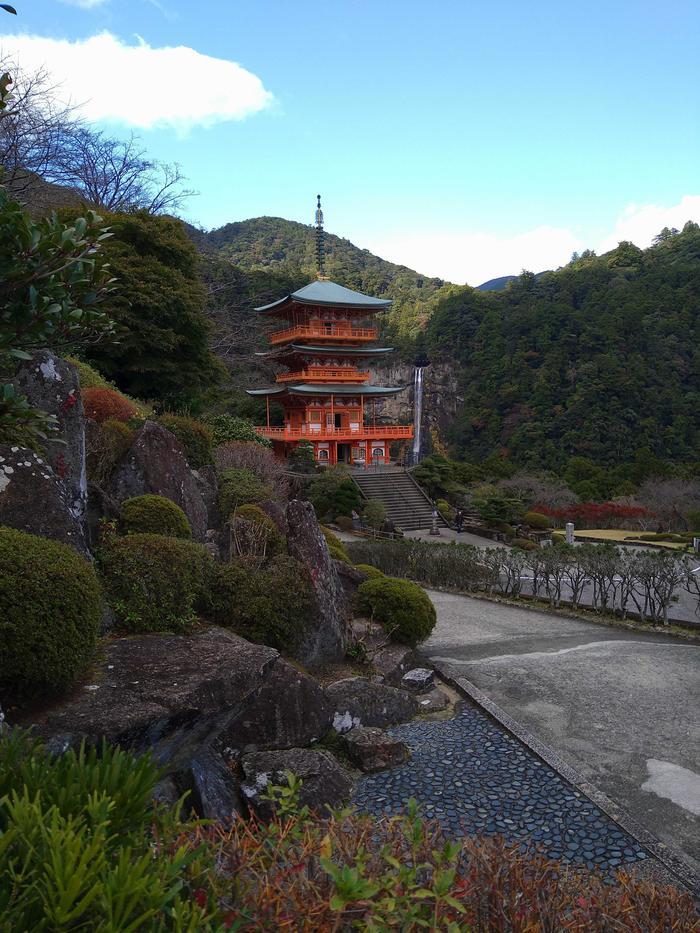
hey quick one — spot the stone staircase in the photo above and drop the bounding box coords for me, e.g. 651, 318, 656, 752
352, 469, 448, 533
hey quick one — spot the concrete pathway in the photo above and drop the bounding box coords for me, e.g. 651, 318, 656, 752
419, 590, 700, 873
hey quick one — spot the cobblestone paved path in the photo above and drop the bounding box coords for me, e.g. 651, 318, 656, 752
353, 702, 648, 873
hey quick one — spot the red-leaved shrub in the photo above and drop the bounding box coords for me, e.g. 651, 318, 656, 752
535, 501, 655, 530
82, 387, 137, 424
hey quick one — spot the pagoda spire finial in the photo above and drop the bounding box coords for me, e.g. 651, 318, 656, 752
315, 194, 325, 279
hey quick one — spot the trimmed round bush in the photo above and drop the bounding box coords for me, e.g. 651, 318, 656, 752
218, 467, 272, 517
335, 515, 354, 532
523, 511, 551, 530
98, 533, 212, 633
354, 577, 436, 647
230, 504, 285, 557
321, 526, 350, 563
512, 537, 538, 551
354, 563, 386, 580
206, 556, 314, 652
120, 495, 191, 539
159, 414, 213, 469
0, 526, 101, 696
83, 387, 137, 424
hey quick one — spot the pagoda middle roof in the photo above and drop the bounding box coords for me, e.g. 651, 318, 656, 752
247, 383, 407, 398
257, 343, 395, 359
255, 280, 392, 314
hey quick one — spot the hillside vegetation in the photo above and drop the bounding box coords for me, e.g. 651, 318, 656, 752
426, 225, 700, 470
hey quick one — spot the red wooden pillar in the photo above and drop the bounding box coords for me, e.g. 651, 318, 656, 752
265, 396, 270, 428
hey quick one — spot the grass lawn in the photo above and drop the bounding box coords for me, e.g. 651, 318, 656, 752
571, 529, 687, 549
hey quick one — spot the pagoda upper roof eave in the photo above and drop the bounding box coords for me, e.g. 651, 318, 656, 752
246, 383, 408, 398
255, 280, 392, 315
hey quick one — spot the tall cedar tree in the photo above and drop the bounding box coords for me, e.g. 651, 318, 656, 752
59, 209, 224, 406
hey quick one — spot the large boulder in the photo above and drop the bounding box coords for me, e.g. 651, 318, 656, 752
27, 628, 331, 773
12, 351, 87, 525
0, 446, 89, 556
343, 726, 410, 773
241, 747, 353, 818
182, 748, 244, 825
286, 499, 350, 665
109, 420, 207, 540
193, 465, 220, 529
325, 677, 418, 733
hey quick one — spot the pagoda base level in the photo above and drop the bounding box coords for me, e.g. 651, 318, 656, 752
272, 438, 394, 468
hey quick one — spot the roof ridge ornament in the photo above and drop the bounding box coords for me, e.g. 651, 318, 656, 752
315, 194, 329, 279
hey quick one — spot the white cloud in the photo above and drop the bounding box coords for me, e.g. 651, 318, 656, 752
0, 31, 274, 130
58, 0, 109, 9
364, 225, 583, 287
597, 195, 700, 254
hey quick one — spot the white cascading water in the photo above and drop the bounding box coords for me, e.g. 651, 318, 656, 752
412, 366, 424, 464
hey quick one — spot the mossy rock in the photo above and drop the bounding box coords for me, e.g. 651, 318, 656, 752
0, 526, 101, 697
120, 494, 191, 539
354, 576, 436, 648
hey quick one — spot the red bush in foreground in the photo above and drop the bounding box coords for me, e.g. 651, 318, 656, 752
82, 387, 137, 424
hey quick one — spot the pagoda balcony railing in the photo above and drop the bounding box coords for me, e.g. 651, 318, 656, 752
269, 324, 378, 345
275, 368, 370, 384
255, 424, 413, 442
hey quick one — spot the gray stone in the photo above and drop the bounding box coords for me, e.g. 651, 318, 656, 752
109, 421, 207, 540
416, 688, 451, 713
286, 499, 350, 666
193, 465, 220, 529
343, 726, 409, 773
258, 498, 288, 535
0, 446, 89, 556
184, 748, 243, 825
241, 747, 353, 818
401, 668, 435, 694
334, 560, 366, 601
372, 643, 418, 686
28, 629, 329, 778
325, 677, 418, 733
12, 352, 87, 525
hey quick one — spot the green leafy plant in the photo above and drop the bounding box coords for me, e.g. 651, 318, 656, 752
308, 467, 361, 522
354, 576, 436, 647
218, 467, 272, 517
85, 418, 134, 485
229, 504, 285, 559
205, 413, 271, 448
159, 413, 213, 468
120, 494, 192, 539
523, 510, 551, 530
98, 533, 212, 633
0, 526, 101, 698
361, 498, 387, 531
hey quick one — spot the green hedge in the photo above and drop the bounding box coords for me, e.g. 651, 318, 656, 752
0, 526, 101, 697
206, 556, 314, 652
354, 576, 436, 647
159, 414, 213, 468
98, 533, 212, 633
218, 467, 272, 518
120, 494, 191, 539
347, 537, 486, 591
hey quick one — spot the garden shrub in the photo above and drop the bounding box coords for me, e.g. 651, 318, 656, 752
205, 413, 271, 448
66, 355, 114, 391
120, 494, 191, 539
362, 498, 387, 530
436, 498, 453, 523
214, 441, 288, 499
206, 556, 314, 652
354, 576, 436, 647
0, 526, 101, 697
82, 386, 137, 423
0, 730, 218, 930
218, 467, 272, 517
321, 525, 350, 562
229, 504, 285, 558
158, 413, 213, 468
86, 418, 133, 485
307, 467, 361, 521
354, 563, 386, 579
98, 533, 212, 633
523, 510, 551, 530
335, 514, 355, 532
512, 537, 539, 551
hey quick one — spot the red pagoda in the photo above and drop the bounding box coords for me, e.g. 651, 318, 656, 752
247, 199, 412, 467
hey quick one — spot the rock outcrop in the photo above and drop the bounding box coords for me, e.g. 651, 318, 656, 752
109, 421, 208, 540
343, 726, 410, 773
286, 499, 350, 666
0, 446, 89, 556
241, 747, 353, 818
27, 629, 333, 803
12, 351, 87, 525
401, 668, 435, 693
325, 677, 419, 733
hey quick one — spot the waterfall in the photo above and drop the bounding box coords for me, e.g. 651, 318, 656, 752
412, 366, 424, 464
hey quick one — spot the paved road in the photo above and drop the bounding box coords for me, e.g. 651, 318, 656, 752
419, 590, 700, 873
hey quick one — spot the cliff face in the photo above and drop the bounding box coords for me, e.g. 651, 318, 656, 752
366, 361, 459, 458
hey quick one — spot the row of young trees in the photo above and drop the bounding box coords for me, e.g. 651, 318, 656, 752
347, 538, 700, 626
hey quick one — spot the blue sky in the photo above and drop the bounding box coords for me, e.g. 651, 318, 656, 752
2, 0, 699, 283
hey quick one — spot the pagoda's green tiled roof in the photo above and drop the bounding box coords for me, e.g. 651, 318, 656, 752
255, 280, 392, 313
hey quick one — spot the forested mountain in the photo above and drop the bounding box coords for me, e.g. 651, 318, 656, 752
195, 216, 453, 340
476, 275, 518, 291
426, 225, 700, 470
